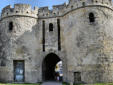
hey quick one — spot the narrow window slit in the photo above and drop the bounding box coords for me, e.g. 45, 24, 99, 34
57, 19, 61, 51
74, 72, 81, 83
89, 13, 95, 23
9, 22, 13, 31
49, 23, 53, 32
42, 20, 45, 52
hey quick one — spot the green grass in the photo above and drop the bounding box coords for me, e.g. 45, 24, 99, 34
0, 84, 40, 85
62, 82, 70, 85
83, 83, 113, 85
63, 82, 113, 85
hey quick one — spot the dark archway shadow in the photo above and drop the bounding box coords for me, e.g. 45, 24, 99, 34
42, 53, 62, 81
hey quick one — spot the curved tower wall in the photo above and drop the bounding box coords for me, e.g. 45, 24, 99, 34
61, 2, 113, 83
0, 4, 41, 83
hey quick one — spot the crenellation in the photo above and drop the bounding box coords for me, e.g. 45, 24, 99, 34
38, 0, 113, 18
39, 7, 49, 12
14, 4, 31, 10
53, 3, 66, 10
38, 4, 67, 18
92, 0, 112, 5
1, 4, 38, 19
1, 0, 113, 19
2, 5, 12, 13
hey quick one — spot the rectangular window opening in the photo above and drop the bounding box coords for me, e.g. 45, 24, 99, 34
74, 72, 81, 83
13, 60, 25, 82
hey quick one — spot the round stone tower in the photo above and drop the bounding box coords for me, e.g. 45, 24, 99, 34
60, 0, 113, 84
0, 4, 39, 83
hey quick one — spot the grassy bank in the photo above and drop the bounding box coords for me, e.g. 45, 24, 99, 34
0, 84, 40, 85
63, 82, 113, 85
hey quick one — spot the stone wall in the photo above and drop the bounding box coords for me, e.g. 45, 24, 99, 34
1, 4, 38, 19
61, 5, 113, 83
0, 0, 113, 84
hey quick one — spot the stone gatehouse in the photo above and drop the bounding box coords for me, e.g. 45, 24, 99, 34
0, 0, 113, 84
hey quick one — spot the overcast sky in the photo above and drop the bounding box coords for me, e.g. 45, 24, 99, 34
0, 0, 69, 12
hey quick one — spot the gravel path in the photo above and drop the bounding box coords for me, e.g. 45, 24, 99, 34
41, 81, 62, 85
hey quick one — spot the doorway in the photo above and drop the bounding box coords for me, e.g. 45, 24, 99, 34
14, 60, 24, 82
42, 53, 63, 81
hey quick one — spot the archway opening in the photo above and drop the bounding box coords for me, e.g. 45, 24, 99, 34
42, 53, 63, 81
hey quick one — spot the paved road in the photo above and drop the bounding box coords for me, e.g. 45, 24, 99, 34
41, 81, 62, 85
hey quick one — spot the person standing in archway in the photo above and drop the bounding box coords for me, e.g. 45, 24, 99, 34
56, 72, 60, 81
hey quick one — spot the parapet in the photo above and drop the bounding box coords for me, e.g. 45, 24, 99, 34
1, 4, 38, 19
38, 0, 113, 18
68, 0, 112, 7
38, 3, 67, 18
1, 0, 113, 19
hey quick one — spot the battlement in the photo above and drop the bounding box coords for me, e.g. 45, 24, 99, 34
68, 0, 112, 5
38, 0, 113, 18
1, 0, 113, 19
1, 4, 38, 19
38, 3, 66, 18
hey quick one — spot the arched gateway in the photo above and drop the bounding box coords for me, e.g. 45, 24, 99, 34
42, 53, 63, 81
